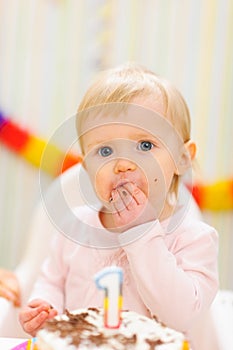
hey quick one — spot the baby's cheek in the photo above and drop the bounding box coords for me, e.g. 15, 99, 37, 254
138, 176, 149, 196
94, 177, 110, 202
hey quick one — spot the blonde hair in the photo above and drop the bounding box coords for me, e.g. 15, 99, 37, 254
77, 62, 192, 194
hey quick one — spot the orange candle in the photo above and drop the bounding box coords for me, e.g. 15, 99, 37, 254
95, 266, 123, 328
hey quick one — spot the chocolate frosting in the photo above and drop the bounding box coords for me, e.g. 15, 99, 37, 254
40, 307, 186, 349
43, 308, 137, 347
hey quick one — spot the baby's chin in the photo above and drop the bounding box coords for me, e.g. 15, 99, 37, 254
96, 196, 113, 210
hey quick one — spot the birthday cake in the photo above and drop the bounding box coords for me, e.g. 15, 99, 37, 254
36, 307, 189, 350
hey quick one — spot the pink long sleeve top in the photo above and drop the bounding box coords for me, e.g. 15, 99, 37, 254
30, 204, 218, 337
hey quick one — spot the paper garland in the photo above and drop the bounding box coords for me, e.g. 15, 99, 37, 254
0, 111, 233, 211
187, 182, 233, 211
0, 111, 82, 176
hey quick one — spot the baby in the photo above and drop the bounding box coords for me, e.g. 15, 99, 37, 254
19, 63, 218, 346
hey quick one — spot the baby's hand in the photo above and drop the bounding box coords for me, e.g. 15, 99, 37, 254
0, 269, 21, 307
110, 182, 150, 229
19, 299, 58, 336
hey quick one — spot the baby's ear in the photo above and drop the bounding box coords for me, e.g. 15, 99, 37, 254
176, 140, 196, 175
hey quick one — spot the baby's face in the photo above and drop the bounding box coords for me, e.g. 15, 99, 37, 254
79, 103, 185, 215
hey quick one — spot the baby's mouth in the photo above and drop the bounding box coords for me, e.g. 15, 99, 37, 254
113, 179, 130, 190
108, 179, 131, 202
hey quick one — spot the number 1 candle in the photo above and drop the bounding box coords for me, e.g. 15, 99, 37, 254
94, 266, 123, 329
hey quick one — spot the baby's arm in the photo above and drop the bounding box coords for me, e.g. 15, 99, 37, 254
28, 232, 69, 313
19, 299, 58, 336
19, 232, 69, 336
122, 220, 219, 332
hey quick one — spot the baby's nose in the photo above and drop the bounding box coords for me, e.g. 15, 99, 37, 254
113, 158, 137, 173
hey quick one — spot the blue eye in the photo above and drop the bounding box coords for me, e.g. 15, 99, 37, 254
138, 141, 154, 151
98, 146, 113, 157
